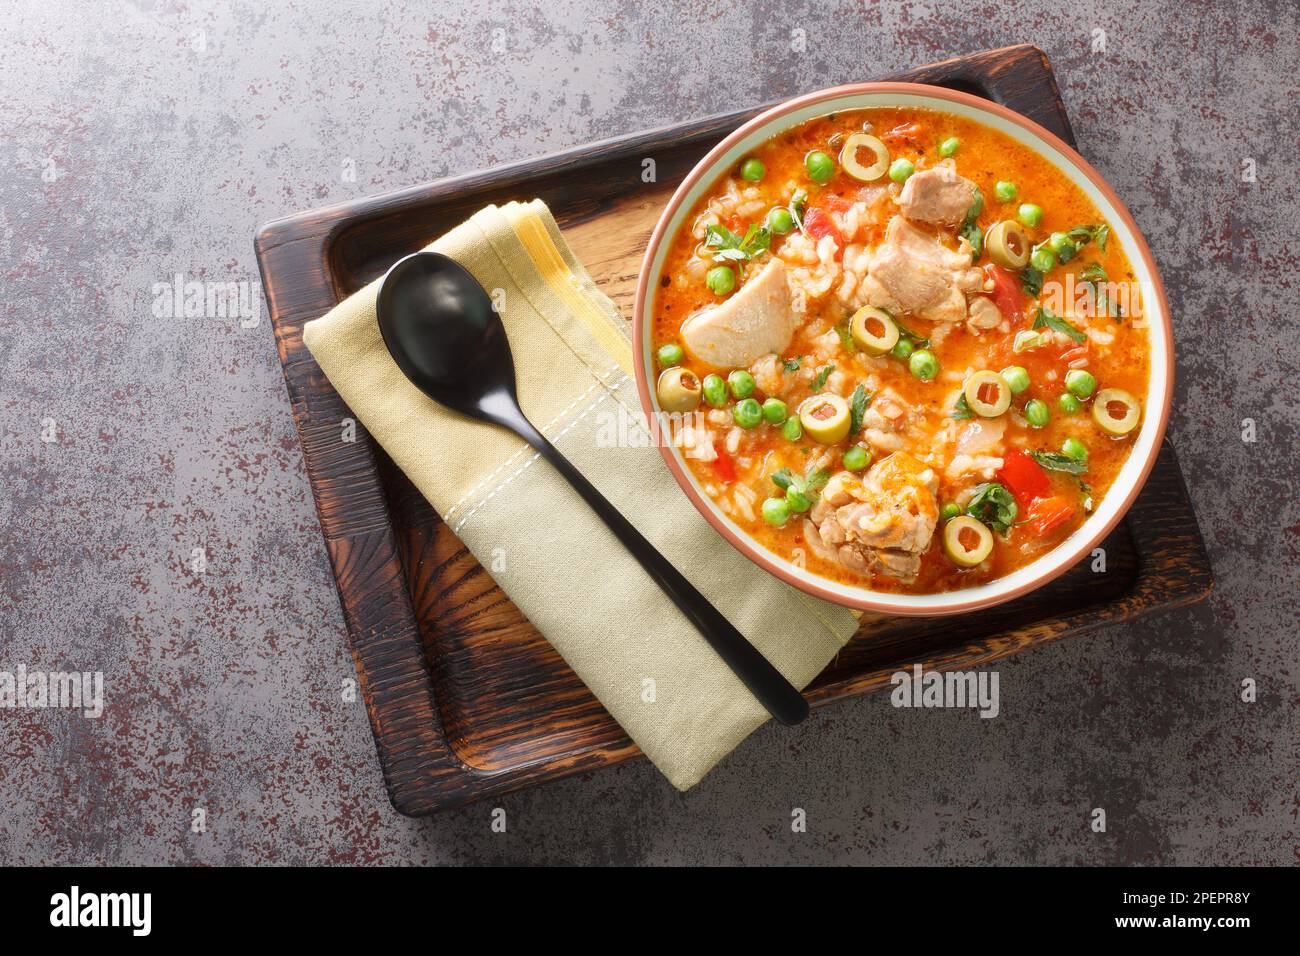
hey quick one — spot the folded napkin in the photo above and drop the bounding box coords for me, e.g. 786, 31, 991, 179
302, 199, 859, 789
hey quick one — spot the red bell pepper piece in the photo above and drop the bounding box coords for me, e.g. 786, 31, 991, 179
997, 448, 1051, 504
1024, 496, 1076, 538
984, 263, 1027, 324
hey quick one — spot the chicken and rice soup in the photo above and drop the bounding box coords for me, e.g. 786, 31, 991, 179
650, 107, 1150, 594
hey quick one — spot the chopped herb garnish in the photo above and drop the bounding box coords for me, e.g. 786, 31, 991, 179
704, 222, 772, 262
811, 364, 834, 392
1030, 450, 1089, 475
893, 318, 930, 349
960, 187, 984, 262
965, 482, 1018, 535
1079, 262, 1123, 320
1077, 478, 1094, 512
849, 384, 875, 435
1067, 223, 1109, 252
1020, 264, 1044, 297
951, 392, 974, 420
1032, 306, 1088, 344
789, 188, 809, 237
771, 464, 829, 496
782, 357, 802, 373
834, 318, 856, 352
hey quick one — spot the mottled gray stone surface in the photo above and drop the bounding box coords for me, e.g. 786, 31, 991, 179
0, 0, 1295, 865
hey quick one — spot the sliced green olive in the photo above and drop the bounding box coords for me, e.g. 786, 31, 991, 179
849, 305, 900, 356
838, 132, 890, 182
943, 516, 994, 567
962, 370, 1013, 417
1091, 388, 1141, 436
656, 366, 701, 413
798, 393, 851, 444
985, 220, 1031, 270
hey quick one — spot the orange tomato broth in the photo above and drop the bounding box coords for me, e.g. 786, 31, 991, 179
651, 107, 1150, 594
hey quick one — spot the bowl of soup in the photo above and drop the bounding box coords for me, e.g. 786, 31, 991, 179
633, 83, 1172, 615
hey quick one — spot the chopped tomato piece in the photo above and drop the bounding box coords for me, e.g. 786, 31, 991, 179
803, 207, 844, 260
984, 263, 1027, 324
711, 442, 736, 482
1024, 496, 1076, 537
998, 448, 1051, 504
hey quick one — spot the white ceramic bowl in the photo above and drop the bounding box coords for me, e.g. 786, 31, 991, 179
632, 83, 1173, 616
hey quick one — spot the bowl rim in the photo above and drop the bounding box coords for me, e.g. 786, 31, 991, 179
631, 81, 1174, 616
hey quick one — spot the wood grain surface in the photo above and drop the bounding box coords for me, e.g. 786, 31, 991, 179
254, 45, 1212, 816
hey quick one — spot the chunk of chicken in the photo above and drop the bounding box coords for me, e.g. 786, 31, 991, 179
680, 258, 798, 368
866, 216, 983, 323
896, 166, 979, 226
807, 452, 940, 582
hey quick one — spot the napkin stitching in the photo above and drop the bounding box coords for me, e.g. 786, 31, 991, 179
451, 380, 626, 535
443, 367, 620, 520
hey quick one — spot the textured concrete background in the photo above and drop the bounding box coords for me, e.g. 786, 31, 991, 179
1, 0, 1296, 865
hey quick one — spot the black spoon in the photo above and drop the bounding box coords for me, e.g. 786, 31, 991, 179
375, 251, 808, 727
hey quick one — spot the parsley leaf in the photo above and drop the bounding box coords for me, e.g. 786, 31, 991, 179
811, 364, 834, 392
804, 468, 830, 493
834, 318, 856, 352
849, 384, 874, 435
789, 188, 809, 237
1030, 451, 1089, 475
894, 318, 930, 349
771, 464, 829, 496
1079, 262, 1123, 321
1067, 223, 1109, 252
951, 392, 974, 420
965, 482, 1018, 535
960, 187, 984, 262
1032, 306, 1088, 344
782, 357, 802, 373
1020, 264, 1044, 297
705, 222, 772, 262
771, 468, 795, 492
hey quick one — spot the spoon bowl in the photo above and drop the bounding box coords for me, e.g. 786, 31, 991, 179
375, 251, 517, 421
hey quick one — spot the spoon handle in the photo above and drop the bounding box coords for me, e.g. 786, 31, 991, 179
515, 418, 809, 727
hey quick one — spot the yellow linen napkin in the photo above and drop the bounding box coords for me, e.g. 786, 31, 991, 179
302, 199, 859, 790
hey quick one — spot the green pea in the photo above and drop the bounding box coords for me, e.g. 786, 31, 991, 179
1048, 231, 1077, 258
727, 369, 756, 399
761, 397, 788, 425
1030, 246, 1056, 273
1062, 437, 1089, 462
762, 496, 790, 527
706, 265, 735, 296
1064, 368, 1097, 399
908, 348, 939, 382
740, 157, 766, 182
891, 338, 915, 361
1018, 203, 1043, 227
1024, 398, 1050, 428
994, 180, 1017, 203
656, 343, 683, 367
843, 446, 870, 471
780, 417, 803, 441
732, 397, 762, 428
805, 150, 835, 182
940, 502, 961, 523
1058, 393, 1082, 414
786, 489, 812, 513
888, 158, 915, 183
938, 137, 961, 157
767, 207, 795, 235
999, 365, 1031, 394
701, 373, 728, 408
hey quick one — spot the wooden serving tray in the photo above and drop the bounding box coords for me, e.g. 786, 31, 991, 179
254, 45, 1212, 815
